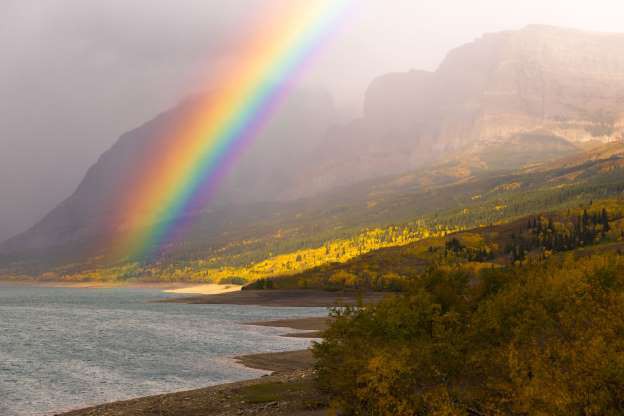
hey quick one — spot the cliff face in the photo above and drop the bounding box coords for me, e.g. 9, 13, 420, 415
389, 25, 624, 148
297, 25, 624, 196
4, 25, 624, 258
466, 25, 624, 145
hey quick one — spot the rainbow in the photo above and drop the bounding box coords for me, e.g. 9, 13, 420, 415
111, 0, 352, 259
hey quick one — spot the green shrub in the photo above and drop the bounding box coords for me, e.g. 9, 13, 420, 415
218, 276, 247, 285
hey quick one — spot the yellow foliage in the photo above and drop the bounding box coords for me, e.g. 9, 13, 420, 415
315, 254, 624, 415
49, 222, 462, 284
329, 270, 358, 287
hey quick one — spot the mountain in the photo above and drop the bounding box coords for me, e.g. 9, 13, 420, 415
4, 136, 624, 280
3, 25, 624, 273
299, 25, 624, 192
0, 87, 337, 260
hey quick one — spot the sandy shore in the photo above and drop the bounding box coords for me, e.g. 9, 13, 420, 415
0, 280, 245, 296
163, 284, 243, 295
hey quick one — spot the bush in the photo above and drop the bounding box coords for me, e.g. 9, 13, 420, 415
243, 278, 275, 290
313, 255, 624, 415
218, 276, 247, 285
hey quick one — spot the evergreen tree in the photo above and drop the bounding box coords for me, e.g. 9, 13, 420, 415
602, 208, 611, 232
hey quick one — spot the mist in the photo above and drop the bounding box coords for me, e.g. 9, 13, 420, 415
1, 0, 623, 242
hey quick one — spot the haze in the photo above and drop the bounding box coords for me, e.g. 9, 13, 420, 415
1, 0, 623, 242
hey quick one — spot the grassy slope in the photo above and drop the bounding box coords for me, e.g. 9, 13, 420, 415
248, 197, 624, 291
4, 142, 624, 282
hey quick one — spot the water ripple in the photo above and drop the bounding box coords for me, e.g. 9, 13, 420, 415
0, 285, 325, 416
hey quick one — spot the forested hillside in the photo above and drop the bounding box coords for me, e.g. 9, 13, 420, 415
314, 252, 624, 415
3, 142, 624, 282
246, 198, 624, 291
224, 195, 624, 414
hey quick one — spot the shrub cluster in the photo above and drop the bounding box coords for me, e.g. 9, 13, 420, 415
313, 254, 624, 415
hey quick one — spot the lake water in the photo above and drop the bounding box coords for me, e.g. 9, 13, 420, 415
0, 284, 326, 416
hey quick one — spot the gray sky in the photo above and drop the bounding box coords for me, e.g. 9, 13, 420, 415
1, 0, 623, 242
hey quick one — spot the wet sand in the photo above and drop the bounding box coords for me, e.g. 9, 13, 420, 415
163, 289, 390, 307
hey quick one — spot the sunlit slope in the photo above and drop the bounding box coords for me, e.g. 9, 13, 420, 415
4, 141, 624, 282
6, 25, 624, 263
248, 197, 624, 290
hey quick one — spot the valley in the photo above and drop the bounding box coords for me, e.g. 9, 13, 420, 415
4, 140, 624, 285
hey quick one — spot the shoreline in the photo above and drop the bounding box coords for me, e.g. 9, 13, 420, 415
234, 317, 331, 372
244, 317, 332, 340
2, 280, 393, 307
58, 369, 325, 416
0, 280, 244, 295
57, 316, 331, 416
163, 288, 391, 307
163, 283, 243, 295
0, 280, 193, 289
4, 284, 366, 415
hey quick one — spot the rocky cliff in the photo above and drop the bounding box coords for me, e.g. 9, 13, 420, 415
297, 25, 624, 195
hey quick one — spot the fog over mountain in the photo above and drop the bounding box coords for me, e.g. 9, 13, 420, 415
4, 24, 624, 261
2, 0, 624, 242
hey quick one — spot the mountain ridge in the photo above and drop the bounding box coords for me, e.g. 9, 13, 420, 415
290, 25, 624, 195
3, 25, 624, 272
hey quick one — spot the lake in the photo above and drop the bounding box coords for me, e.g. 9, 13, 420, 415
0, 284, 325, 416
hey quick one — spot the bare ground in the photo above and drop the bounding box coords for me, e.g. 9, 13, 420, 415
162, 289, 390, 307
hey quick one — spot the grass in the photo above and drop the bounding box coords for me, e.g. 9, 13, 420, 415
237, 379, 324, 408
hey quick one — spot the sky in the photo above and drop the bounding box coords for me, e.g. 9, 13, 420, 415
1, 0, 624, 242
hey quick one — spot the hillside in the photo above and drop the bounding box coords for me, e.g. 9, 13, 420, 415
0, 87, 337, 260
313, 238, 624, 414
3, 140, 624, 282
3, 26, 624, 280
297, 25, 624, 192
246, 197, 624, 291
